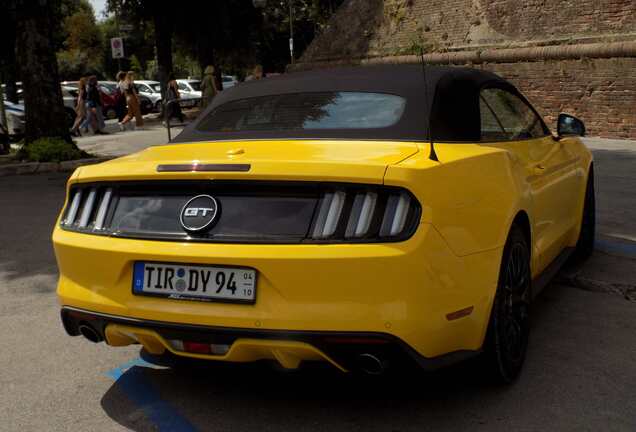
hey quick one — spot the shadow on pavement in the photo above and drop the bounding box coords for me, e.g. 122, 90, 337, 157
0, 172, 69, 294
99, 283, 584, 432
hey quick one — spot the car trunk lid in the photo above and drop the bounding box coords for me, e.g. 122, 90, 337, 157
76, 140, 420, 184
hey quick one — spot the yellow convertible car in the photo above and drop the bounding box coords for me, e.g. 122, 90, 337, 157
54, 65, 594, 382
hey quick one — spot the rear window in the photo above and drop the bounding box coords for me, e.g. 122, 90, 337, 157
196, 92, 406, 132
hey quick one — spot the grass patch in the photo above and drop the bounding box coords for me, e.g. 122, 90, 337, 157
18, 137, 91, 162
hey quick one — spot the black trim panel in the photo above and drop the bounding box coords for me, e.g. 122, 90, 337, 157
157, 164, 251, 172
61, 306, 479, 371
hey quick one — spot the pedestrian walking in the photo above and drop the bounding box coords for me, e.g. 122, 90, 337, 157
165, 74, 184, 123
115, 71, 127, 122
86, 76, 106, 135
70, 76, 87, 137
200, 65, 218, 109
118, 71, 144, 130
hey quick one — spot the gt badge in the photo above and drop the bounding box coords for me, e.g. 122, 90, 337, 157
179, 195, 219, 233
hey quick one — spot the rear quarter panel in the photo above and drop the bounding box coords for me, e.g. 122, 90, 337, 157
385, 142, 531, 262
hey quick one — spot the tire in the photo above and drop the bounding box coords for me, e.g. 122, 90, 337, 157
105, 108, 117, 120
483, 224, 531, 383
572, 168, 596, 261
154, 100, 162, 113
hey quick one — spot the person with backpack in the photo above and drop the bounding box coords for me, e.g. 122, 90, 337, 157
86, 75, 106, 135
165, 74, 184, 124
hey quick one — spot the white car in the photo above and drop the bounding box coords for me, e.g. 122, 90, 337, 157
1, 100, 25, 137
61, 86, 80, 127
175, 79, 201, 108
176, 79, 201, 97
222, 75, 238, 89
134, 80, 163, 112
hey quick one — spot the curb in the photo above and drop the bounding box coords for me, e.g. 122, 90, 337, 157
0, 156, 115, 177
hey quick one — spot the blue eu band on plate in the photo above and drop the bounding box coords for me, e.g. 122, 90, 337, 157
133, 262, 256, 303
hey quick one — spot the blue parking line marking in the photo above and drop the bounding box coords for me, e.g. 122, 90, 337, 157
105, 357, 155, 380
596, 239, 636, 258
106, 358, 197, 432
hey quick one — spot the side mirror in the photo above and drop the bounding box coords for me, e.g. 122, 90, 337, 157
557, 113, 586, 137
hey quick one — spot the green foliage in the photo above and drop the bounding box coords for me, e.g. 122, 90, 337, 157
21, 138, 85, 162
57, 0, 104, 79
172, 52, 202, 80
129, 54, 144, 76
62, 0, 345, 80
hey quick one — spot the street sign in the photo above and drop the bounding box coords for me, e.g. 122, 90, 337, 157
119, 24, 134, 31
111, 37, 124, 59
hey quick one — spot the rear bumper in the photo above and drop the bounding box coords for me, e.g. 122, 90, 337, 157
61, 306, 478, 371
54, 222, 502, 361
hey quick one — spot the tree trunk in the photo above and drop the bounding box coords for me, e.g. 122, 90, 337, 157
153, 9, 173, 106
0, 83, 9, 155
15, 0, 71, 144
1, 11, 19, 104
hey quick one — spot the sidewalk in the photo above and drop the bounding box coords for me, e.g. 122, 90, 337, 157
75, 121, 184, 157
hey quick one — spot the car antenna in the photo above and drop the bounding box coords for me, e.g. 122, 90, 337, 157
420, 48, 439, 162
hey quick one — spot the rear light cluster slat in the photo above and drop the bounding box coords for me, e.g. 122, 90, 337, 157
62, 187, 113, 231
310, 188, 419, 242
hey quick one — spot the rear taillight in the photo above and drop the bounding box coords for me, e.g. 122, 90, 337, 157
61, 187, 113, 231
60, 183, 421, 243
309, 187, 420, 242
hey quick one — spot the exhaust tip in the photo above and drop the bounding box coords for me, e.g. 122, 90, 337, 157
357, 353, 385, 375
78, 323, 103, 343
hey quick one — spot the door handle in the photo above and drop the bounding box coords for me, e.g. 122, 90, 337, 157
533, 164, 546, 176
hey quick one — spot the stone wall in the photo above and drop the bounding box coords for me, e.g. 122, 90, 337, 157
481, 58, 636, 139
298, 0, 636, 138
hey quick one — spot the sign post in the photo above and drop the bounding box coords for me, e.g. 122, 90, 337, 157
111, 37, 125, 60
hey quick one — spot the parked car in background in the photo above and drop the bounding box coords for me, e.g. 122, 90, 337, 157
137, 94, 154, 115
96, 82, 122, 120
222, 75, 238, 89
64, 81, 127, 120
176, 79, 201, 97
1, 82, 23, 100
60, 86, 78, 128
134, 80, 162, 112
1, 100, 26, 139
175, 79, 201, 108
60, 81, 78, 90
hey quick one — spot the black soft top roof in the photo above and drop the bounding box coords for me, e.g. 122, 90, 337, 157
174, 64, 515, 143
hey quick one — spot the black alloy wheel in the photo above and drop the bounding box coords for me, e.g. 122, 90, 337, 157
484, 224, 531, 383
573, 167, 596, 261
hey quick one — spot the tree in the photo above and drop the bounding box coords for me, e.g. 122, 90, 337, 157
107, 0, 175, 98
0, 2, 19, 103
13, 0, 72, 144
57, 0, 104, 78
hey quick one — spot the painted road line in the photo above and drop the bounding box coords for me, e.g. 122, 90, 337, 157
106, 358, 197, 432
596, 239, 636, 259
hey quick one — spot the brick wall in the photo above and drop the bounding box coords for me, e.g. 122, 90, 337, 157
303, 0, 636, 61
299, 0, 636, 138
480, 58, 636, 139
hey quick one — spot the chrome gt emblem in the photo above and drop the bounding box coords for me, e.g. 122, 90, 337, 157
179, 195, 219, 233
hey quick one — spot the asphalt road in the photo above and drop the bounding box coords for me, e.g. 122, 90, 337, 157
1, 141, 635, 431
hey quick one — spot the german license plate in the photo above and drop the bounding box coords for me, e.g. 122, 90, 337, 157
132, 262, 256, 303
